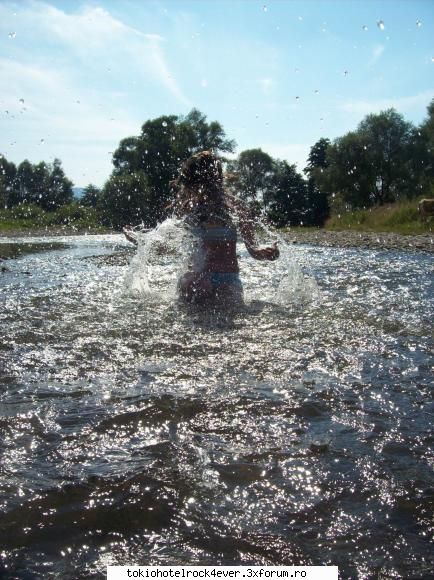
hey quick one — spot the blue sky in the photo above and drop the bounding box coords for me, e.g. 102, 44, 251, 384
1, 0, 433, 187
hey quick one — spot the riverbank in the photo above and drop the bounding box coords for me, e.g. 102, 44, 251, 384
1, 225, 433, 253
0, 226, 113, 239
284, 229, 434, 253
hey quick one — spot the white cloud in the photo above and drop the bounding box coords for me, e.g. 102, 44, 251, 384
0, 1, 192, 184
369, 44, 385, 65
258, 78, 274, 96
0, 1, 189, 105
341, 90, 434, 116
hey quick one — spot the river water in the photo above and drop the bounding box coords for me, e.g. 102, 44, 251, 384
0, 230, 433, 579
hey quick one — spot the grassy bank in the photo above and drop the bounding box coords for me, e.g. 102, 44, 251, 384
0, 203, 110, 235
325, 200, 431, 235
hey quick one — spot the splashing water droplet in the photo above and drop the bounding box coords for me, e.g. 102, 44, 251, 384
162, 121, 168, 127
343, 70, 349, 76
362, 25, 368, 31
416, 20, 422, 28
19, 98, 24, 104
8, 32, 16, 38
377, 20, 385, 30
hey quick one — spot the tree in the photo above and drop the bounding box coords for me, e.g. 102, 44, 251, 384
98, 172, 153, 229
304, 138, 331, 226
226, 148, 274, 215
265, 161, 307, 227
8, 158, 73, 210
41, 158, 73, 211
0, 154, 17, 208
106, 108, 236, 228
317, 109, 422, 210
12, 160, 37, 206
358, 109, 417, 204
305, 138, 330, 175
418, 98, 434, 189
81, 184, 101, 208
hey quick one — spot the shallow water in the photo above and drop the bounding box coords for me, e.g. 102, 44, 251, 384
0, 233, 433, 579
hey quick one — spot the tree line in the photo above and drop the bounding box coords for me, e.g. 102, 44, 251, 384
1, 100, 433, 229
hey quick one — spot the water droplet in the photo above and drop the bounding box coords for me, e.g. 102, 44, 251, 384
314, 89, 319, 94
40, 138, 45, 144
431, 57, 434, 63
76, 100, 80, 104
19, 98, 24, 104
343, 70, 349, 76
362, 25, 368, 31
263, 5, 268, 12
8, 32, 16, 38
298, 16, 303, 21
416, 20, 422, 28
377, 20, 385, 31
162, 121, 167, 127
295, 96, 300, 100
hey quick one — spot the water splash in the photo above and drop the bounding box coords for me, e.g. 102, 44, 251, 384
123, 215, 319, 309
123, 218, 192, 300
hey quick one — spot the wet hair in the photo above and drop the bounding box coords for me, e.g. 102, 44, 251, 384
171, 151, 230, 224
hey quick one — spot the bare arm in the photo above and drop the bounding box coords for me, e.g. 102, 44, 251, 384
227, 194, 279, 261
123, 227, 138, 246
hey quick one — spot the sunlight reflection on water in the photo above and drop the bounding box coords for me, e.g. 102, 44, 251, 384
0, 234, 433, 578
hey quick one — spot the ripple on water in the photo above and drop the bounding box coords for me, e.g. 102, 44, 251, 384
0, 233, 433, 577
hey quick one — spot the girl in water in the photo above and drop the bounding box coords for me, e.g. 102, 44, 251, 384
170, 150, 279, 303
124, 150, 279, 303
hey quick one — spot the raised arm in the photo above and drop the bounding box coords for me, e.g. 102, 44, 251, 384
227, 194, 279, 261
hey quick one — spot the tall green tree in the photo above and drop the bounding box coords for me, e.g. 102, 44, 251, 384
418, 98, 434, 189
226, 148, 274, 215
81, 184, 101, 208
358, 109, 417, 203
8, 158, 73, 210
13, 160, 36, 206
0, 154, 17, 208
265, 161, 307, 227
98, 172, 153, 229
318, 109, 422, 210
304, 138, 331, 225
41, 158, 73, 211
106, 108, 236, 227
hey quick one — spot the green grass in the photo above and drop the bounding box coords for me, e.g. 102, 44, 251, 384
0, 203, 110, 234
325, 200, 432, 235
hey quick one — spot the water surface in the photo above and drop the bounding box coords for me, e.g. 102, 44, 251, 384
0, 233, 433, 579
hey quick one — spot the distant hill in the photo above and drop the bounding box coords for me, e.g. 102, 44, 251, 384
73, 187, 84, 199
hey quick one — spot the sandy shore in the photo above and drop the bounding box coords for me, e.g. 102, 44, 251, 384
283, 229, 434, 253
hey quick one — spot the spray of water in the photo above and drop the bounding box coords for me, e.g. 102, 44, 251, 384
123, 213, 320, 308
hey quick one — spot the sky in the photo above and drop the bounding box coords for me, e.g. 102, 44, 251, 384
0, 0, 433, 188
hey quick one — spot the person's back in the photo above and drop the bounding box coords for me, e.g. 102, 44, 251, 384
172, 151, 279, 303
